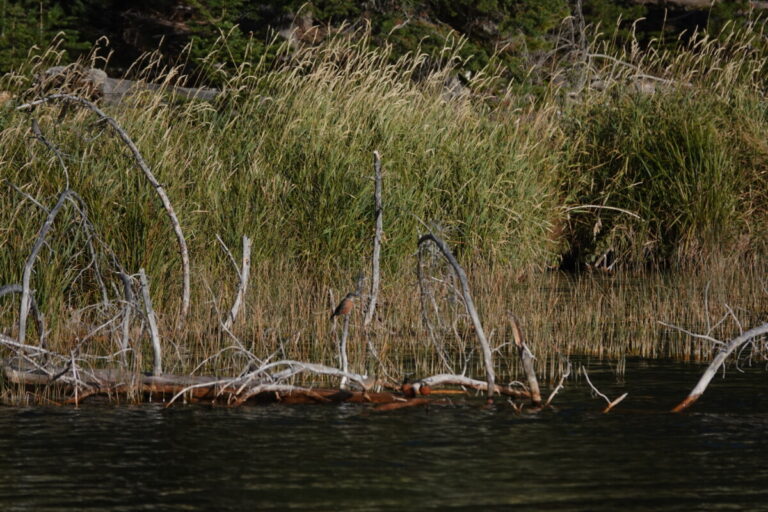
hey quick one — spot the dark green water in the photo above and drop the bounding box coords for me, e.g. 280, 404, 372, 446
1, 360, 767, 511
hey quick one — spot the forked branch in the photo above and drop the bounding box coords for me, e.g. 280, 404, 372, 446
672, 322, 768, 412
581, 366, 628, 413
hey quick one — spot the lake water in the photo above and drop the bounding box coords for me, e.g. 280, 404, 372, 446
1, 359, 767, 511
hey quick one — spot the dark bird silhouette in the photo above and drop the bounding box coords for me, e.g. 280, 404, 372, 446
330, 292, 358, 320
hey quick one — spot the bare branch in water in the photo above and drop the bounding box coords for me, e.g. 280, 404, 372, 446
581, 366, 628, 413
672, 322, 768, 412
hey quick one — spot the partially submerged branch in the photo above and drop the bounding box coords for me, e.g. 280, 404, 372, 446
672, 322, 768, 412
417, 374, 529, 398
581, 366, 627, 413
510, 314, 541, 406
544, 362, 572, 408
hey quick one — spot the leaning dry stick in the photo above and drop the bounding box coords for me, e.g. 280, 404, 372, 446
0, 284, 46, 348
364, 151, 383, 327
18, 94, 191, 320
672, 321, 768, 412
117, 272, 136, 365
139, 268, 162, 376
544, 361, 572, 407
222, 236, 252, 331
417, 233, 495, 399
581, 366, 628, 413
19, 189, 73, 345
510, 314, 541, 406
339, 314, 351, 389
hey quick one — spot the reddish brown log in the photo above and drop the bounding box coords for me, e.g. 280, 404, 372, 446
374, 398, 430, 411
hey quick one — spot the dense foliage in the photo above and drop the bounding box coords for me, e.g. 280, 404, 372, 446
0, 0, 755, 82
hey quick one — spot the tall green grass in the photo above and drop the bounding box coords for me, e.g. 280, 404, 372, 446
561, 20, 768, 267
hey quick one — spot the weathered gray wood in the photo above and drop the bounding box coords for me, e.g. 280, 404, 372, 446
0, 284, 46, 348
672, 322, 768, 412
138, 268, 162, 376
223, 236, 252, 331
418, 373, 528, 398
544, 362, 571, 407
510, 314, 542, 406
364, 151, 383, 327
418, 233, 496, 399
19, 190, 72, 345
339, 314, 351, 389
117, 272, 136, 365
581, 366, 628, 413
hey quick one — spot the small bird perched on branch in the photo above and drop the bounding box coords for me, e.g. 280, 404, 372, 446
330, 292, 358, 320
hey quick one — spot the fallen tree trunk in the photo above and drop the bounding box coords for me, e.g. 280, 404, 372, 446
1, 362, 400, 406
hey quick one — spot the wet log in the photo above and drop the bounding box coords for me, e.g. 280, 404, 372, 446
374, 398, 430, 412
418, 374, 529, 399
1, 362, 401, 406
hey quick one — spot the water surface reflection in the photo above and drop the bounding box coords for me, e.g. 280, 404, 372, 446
1, 360, 767, 511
